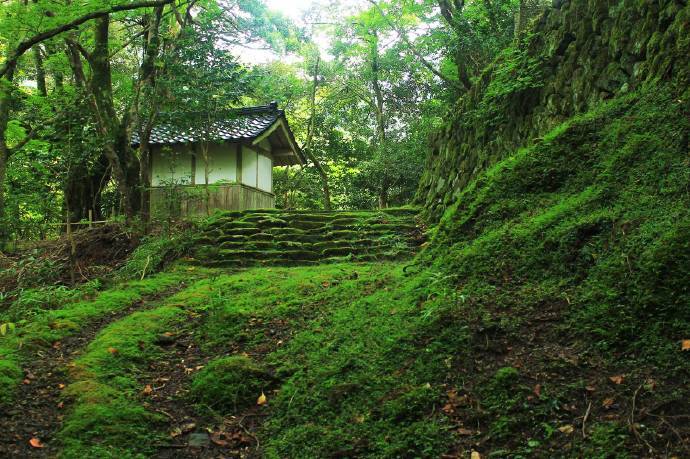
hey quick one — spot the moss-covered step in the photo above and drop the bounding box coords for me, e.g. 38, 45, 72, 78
192, 208, 422, 266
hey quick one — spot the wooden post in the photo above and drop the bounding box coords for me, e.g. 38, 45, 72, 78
66, 211, 77, 285
88, 209, 93, 228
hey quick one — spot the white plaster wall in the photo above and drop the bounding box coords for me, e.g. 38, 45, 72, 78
257, 153, 272, 192
242, 146, 258, 188
195, 143, 237, 185
151, 145, 193, 186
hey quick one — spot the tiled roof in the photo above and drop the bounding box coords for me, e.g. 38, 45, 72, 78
131, 103, 283, 146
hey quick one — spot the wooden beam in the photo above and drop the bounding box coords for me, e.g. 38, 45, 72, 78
243, 141, 271, 157
252, 119, 284, 146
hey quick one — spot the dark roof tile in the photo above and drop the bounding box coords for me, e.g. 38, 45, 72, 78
132, 103, 282, 146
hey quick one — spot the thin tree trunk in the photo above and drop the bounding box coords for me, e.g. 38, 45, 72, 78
369, 34, 386, 143
378, 185, 389, 209
134, 7, 165, 224
33, 46, 48, 96
305, 54, 332, 211
368, 35, 393, 210
65, 39, 87, 88
0, 67, 16, 243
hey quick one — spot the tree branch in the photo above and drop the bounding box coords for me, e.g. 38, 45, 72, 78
8, 127, 38, 157
367, 0, 462, 90
0, 0, 176, 79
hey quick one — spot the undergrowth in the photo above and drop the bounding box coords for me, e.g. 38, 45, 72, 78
0, 269, 193, 405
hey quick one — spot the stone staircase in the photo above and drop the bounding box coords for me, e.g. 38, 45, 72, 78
191, 208, 424, 267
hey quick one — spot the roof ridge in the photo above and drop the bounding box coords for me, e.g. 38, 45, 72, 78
235, 102, 283, 116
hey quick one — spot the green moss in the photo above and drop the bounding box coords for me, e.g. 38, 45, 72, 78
58, 275, 223, 457
0, 359, 21, 404
0, 269, 193, 405
191, 356, 274, 412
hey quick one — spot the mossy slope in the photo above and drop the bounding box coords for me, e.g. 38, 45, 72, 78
253, 85, 690, 457
413, 84, 690, 455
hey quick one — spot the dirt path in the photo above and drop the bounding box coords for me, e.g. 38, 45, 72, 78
0, 284, 190, 458
141, 314, 293, 458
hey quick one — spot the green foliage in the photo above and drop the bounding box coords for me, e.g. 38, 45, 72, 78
473, 45, 545, 127
2, 280, 102, 322
116, 231, 194, 281
191, 356, 273, 412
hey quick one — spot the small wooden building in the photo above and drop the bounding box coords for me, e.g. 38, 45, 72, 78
134, 102, 305, 216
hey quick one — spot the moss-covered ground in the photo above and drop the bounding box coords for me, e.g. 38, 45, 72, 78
1, 85, 688, 457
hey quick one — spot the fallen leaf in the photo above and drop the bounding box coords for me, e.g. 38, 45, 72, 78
609, 375, 624, 385
533, 384, 542, 398
181, 422, 196, 433
558, 424, 575, 435
257, 391, 267, 405
471, 451, 481, 459
210, 432, 229, 447
442, 403, 455, 414
142, 384, 153, 395
682, 340, 690, 351
107, 347, 119, 355
29, 438, 45, 448
602, 397, 615, 408
457, 427, 474, 436
321, 281, 330, 288
22, 379, 30, 385
585, 385, 596, 392
58, 383, 65, 389
52, 341, 61, 349
57, 402, 64, 409
170, 427, 182, 438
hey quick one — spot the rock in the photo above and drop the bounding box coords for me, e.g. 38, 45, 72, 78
154, 333, 177, 346
187, 432, 210, 448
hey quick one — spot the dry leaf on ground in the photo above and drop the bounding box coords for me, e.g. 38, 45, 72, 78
609, 375, 624, 385
29, 438, 45, 448
558, 424, 575, 434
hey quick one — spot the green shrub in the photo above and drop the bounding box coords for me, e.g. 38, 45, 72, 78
116, 232, 193, 281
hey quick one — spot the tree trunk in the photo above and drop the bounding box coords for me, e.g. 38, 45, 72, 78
134, 7, 164, 223
0, 67, 16, 244
305, 53, 332, 211
89, 16, 139, 220
378, 181, 389, 209
139, 144, 152, 222
0, 140, 8, 243
369, 33, 386, 142
33, 46, 48, 96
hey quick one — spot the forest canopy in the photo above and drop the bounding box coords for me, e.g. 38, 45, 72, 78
0, 0, 538, 244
